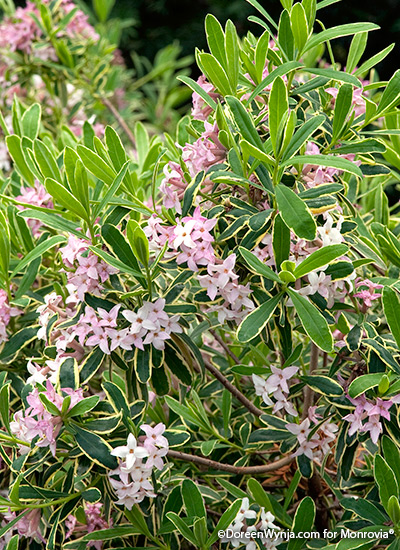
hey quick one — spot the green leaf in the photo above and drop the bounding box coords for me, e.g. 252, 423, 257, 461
225, 95, 263, 148
205, 14, 227, 68
247, 61, 303, 103
59, 357, 79, 389
102, 380, 130, 417
207, 500, 242, 546
76, 144, 116, 185
238, 246, 282, 282
282, 114, 325, 161
178, 75, 217, 110
354, 43, 395, 77
74, 426, 118, 469
182, 479, 206, 519
290, 2, 309, 53
6, 135, 35, 185
288, 497, 315, 550
101, 224, 144, 282
166, 512, 198, 546
273, 213, 290, 270
182, 171, 204, 217
17, 209, 85, 239
275, 184, 316, 241
126, 219, 150, 266
383, 287, 400, 348
105, 126, 127, 171
81, 526, 141, 541
341, 497, 388, 524
382, 436, 400, 483
332, 83, 353, 141
45, 178, 89, 220
377, 69, 400, 115
348, 373, 384, 398
304, 22, 380, 53
0, 384, 10, 434
278, 9, 295, 59
293, 243, 348, 279
10, 235, 66, 278
134, 347, 152, 384
0, 326, 39, 363
67, 396, 99, 418
286, 288, 333, 352
301, 375, 343, 396
269, 76, 289, 156
374, 454, 398, 510
198, 53, 232, 95
347, 32, 368, 74
237, 293, 283, 342
303, 67, 362, 87
0, 211, 10, 276
283, 154, 363, 177
21, 104, 41, 140
225, 20, 239, 91
34, 140, 61, 182
79, 346, 105, 384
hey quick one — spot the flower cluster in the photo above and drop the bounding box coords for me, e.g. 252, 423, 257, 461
353, 278, 383, 311
0, 289, 20, 345
286, 409, 339, 461
108, 424, 169, 509
16, 182, 54, 236
198, 253, 255, 323
252, 366, 298, 416
222, 498, 279, 550
60, 236, 118, 301
191, 74, 219, 121
343, 393, 399, 444
10, 380, 83, 456
66, 503, 111, 550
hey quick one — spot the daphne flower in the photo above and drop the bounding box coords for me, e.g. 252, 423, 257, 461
235, 498, 257, 522
111, 434, 149, 471
267, 366, 299, 394
173, 219, 197, 249
141, 423, 169, 448
317, 214, 344, 246
286, 418, 311, 443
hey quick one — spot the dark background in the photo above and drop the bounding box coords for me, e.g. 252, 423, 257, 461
109, 0, 400, 79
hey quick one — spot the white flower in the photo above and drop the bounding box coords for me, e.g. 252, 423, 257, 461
317, 214, 344, 246
260, 509, 278, 530
235, 498, 257, 522
252, 374, 274, 406
173, 220, 197, 249
110, 434, 149, 470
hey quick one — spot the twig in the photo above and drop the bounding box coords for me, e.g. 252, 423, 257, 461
168, 450, 293, 474
302, 343, 319, 420
101, 96, 136, 149
210, 329, 241, 365
203, 357, 264, 418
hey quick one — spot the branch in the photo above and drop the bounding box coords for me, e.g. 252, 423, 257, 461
168, 450, 293, 474
100, 96, 136, 149
210, 329, 241, 364
203, 356, 264, 418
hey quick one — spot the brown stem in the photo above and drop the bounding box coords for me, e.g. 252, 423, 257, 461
168, 449, 293, 474
302, 342, 319, 420
203, 357, 264, 418
209, 330, 241, 365
101, 96, 136, 149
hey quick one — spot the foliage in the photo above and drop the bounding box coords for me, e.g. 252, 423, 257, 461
1, 0, 400, 549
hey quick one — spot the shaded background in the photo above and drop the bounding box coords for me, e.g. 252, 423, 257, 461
108, 0, 400, 79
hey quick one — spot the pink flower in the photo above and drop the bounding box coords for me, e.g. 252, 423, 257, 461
191, 75, 218, 121
182, 122, 226, 177
141, 423, 169, 448
266, 366, 299, 394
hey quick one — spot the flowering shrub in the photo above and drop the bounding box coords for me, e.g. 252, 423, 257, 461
2, 0, 400, 549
